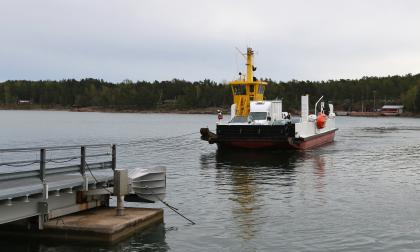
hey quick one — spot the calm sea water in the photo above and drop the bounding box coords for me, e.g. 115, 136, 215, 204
1, 110, 420, 251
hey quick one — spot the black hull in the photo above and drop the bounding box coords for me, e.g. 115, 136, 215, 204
201, 124, 296, 150
200, 124, 336, 150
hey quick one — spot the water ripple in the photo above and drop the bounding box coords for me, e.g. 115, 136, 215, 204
1, 112, 420, 251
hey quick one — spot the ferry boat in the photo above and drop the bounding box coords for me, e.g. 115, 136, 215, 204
200, 48, 338, 150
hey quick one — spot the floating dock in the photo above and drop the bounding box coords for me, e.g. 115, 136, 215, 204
0, 207, 163, 244
0, 144, 164, 244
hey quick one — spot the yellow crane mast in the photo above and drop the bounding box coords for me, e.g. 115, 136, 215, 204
229, 48, 267, 117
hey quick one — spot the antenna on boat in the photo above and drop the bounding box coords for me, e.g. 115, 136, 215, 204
235, 47, 246, 60
314, 96, 324, 115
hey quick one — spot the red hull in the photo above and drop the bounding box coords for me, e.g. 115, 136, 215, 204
218, 130, 336, 150
291, 130, 336, 150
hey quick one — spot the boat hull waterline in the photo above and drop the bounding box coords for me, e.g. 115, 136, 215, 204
202, 128, 337, 150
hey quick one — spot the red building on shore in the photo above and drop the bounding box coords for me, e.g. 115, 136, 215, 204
381, 105, 404, 116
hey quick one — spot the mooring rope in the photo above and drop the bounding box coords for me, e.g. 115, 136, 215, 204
0, 131, 200, 167
85, 161, 196, 225
158, 198, 196, 225
117, 131, 199, 147
144, 186, 196, 225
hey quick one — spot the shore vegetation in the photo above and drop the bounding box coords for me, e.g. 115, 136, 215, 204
1, 74, 420, 113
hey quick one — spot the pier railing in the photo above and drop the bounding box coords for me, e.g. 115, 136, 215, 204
0, 144, 117, 227
0, 144, 115, 182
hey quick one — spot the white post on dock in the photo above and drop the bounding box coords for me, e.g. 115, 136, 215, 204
114, 169, 129, 216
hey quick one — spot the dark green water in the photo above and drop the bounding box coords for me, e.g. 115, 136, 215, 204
1, 111, 420, 251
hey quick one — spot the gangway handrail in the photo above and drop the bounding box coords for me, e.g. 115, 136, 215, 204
0, 161, 112, 181
0, 145, 116, 183
0, 153, 110, 167
0, 143, 112, 153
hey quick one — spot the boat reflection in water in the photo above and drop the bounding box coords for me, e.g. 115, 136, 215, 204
200, 150, 303, 241
313, 154, 326, 193
200, 149, 332, 242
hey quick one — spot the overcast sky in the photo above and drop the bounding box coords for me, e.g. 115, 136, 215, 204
1, 0, 419, 83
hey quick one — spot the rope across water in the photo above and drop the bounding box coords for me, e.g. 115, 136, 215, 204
0, 131, 200, 167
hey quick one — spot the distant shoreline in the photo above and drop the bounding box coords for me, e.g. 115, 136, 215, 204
1, 105, 419, 118
335, 111, 420, 118
0, 105, 229, 115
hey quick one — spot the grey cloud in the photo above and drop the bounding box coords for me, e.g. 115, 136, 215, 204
0, 0, 419, 82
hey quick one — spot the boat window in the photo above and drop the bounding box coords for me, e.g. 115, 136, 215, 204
232, 85, 246, 95
249, 112, 267, 121
230, 116, 248, 123
249, 85, 254, 93
258, 85, 265, 94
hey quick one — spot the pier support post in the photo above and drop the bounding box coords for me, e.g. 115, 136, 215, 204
80, 146, 86, 174
112, 144, 116, 171
80, 146, 88, 191
40, 148, 46, 181
117, 196, 124, 216
40, 149, 48, 201
39, 148, 48, 229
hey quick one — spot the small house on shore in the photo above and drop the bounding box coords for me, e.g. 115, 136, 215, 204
17, 100, 32, 105
381, 105, 403, 116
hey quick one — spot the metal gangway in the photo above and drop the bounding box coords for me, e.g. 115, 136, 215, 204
0, 144, 116, 229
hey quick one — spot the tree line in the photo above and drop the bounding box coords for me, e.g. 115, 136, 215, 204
1, 74, 420, 112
